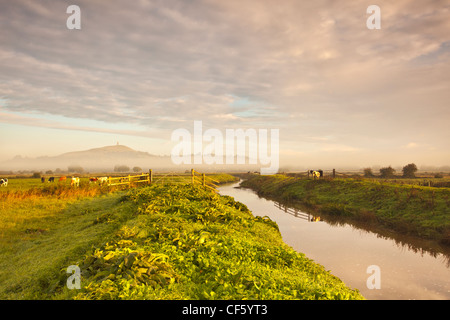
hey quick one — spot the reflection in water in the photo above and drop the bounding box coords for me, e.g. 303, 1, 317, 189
274, 201, 322, 222
260, 192, 450, 267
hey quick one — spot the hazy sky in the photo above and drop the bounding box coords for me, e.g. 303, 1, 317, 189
1, 0, 449, 168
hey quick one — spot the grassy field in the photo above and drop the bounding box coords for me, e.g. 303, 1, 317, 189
240, 174, 450, 246
0, 173, 363, 300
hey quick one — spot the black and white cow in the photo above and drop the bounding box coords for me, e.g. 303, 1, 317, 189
0, 178, 8, 187
309, 170, 323, 179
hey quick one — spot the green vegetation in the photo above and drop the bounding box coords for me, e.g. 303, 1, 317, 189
0, 174, 363, 300
240, 174, 450, 245
402, 163, 418, 178
379, 166, 396, 178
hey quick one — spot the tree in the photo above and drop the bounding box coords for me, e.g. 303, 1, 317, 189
363, 168, 374, 177
402, 163, 418, 178
133, 166, 142, 173
68, 165, 84, 173
31, 172, 41, 178
379, 166, 395, 178
114, 165, 130, 172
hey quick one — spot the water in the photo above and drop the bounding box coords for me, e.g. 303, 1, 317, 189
218, 181, 450, 300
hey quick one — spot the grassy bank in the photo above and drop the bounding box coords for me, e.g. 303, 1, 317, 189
240, 174, 450, 246
0, 178, 363, 300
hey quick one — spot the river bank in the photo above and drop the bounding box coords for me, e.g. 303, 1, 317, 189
0, 179, 363, 300
239, 174, 450, 249
218, 181, 450, 300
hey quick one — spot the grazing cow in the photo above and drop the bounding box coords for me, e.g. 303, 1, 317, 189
0, 178, 8, 187
98, 177, 108, 185
48, 177, 55, 183
71, 176, 80, 187
309, 170, 323, 180
59, 176, 67, 182
41, 177, 45, 183
89, 177, 98, 183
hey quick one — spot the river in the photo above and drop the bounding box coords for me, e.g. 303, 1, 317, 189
218, 180, 450, 300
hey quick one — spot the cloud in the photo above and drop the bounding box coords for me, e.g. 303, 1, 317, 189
405, 142, 418, 148
0, 109, 155, 138
0, 0, 449, 165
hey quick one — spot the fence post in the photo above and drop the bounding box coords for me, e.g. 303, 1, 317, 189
202, 173, 205, 187
149, 169, 153, 185
128, 174, 131, 187
191, 169, 194, 185
333, 169, 336, 178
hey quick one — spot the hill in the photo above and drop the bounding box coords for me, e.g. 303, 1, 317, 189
1, 145, 170, 172
0, 145, 261, 173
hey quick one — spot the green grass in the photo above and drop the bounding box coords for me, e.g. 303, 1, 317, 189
240, 174, 450, 245
66, 184, 363, 300
0, 191, 134, 299
0, 177, 363, 300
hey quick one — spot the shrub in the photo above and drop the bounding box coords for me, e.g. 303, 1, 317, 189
114, 165, 130, 172
363, 168, 374, 177
68, 165, 84, 173
402, 163, 418, 178
31, 172, 41, 178
380, 166, 395, 178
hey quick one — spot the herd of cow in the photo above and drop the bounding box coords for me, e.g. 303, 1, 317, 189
41, 176, 109, 187
0, 176, 110, 188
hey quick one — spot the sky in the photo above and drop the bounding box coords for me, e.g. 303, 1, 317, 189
1, 0, 449, 169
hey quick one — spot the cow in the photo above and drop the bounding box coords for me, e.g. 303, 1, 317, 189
59, 176, 67, 182
89, 177, 98, 183
48, 177, 55, 183
309, 170, 323, 180
98, 177, 108, 185
41, 177, 45, 183
0, 178, 8, 187
71, 176, 80, 187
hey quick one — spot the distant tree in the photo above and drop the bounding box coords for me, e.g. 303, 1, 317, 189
133, 166, 142, 173
45, 170, 53, 174
114, 165, 130, 172
402, 163, 418, 178
31, 172, 41, 178
55, 168, 62, 173
68, 165, 84, 173
363, 168, 374, 177
379, 166, 395, 178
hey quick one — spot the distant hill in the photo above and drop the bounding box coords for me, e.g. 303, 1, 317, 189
0, 144, 261, 173
58, 145, 160, 161
1, 145, 171, 172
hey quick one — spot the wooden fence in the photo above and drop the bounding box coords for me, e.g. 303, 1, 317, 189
106, 169, 219, 192
107, 173, 150, 186
274, 202, 321, 222
284, 169, 365, 179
